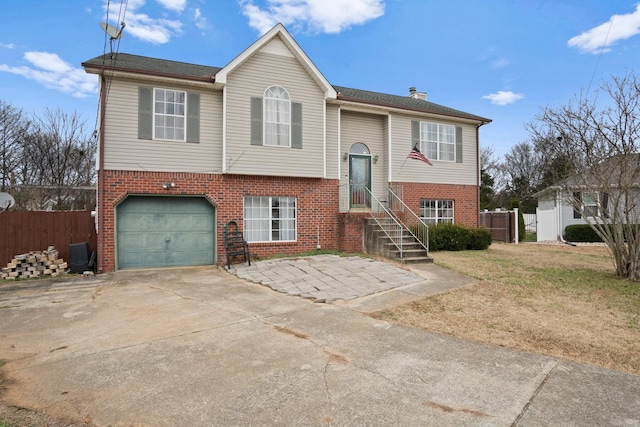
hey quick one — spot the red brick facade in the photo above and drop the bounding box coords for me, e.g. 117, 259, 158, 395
97, 171, 479, 271
391, 182, 479, 228
336, 212, 368, 253
97, 170, 342, 272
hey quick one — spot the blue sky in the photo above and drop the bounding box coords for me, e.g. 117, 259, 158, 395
1, 0, 639, 157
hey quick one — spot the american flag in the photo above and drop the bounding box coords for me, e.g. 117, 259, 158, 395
407, 145, 433, 166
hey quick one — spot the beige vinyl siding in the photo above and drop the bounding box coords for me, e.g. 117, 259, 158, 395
391, 113, 478, 185
103, 79, 221, 172
325, 104, 340, 179
340, 111, 387, 200
225, 48, 325, 177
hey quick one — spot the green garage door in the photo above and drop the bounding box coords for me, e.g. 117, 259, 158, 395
117, 196, 215, 269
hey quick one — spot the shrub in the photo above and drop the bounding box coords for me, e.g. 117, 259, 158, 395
468, 227, 492, 250
409, 223, 492, 251
428, 223, 471, 251
565, 224, 603, 242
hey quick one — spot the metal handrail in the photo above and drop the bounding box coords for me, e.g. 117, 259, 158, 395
337, 183, 427, 258
363, 186, 408, 257
387, 187, 429, 255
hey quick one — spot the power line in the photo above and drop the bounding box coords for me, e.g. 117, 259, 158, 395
586, 14, 615, 96
93, 0, 129, 145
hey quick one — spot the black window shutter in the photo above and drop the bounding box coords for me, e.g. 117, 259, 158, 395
138, 87, 153, 140
186, 92, 200, 143
251, 97, 263, 146
573, 192, 581, 218
291, 102, 302, 149
456, 126, 463, 163
602, 193, 610, 218
411, 120, 420, 149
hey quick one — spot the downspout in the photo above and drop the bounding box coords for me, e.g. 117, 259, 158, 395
323, 99, 327, 178
222, 86, 227, 173
556, 188, 575, 245
97, 72, 107, 273
388, 113, 392, 184
476, 124, 482, 228
337, 106, 341, 180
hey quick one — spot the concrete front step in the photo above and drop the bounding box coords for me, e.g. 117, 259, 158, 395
383, 244, 431, 264
390, 248, 429, 257
377, 235, 417, 244
365, 217, 432, 264
383, 242, 425, 252
397, 255, 434, 264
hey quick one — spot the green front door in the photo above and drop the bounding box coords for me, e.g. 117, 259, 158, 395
349, 154, 371, 209
116, 196, 215, 269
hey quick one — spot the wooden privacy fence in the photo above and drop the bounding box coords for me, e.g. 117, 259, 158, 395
0, 210, 96, 267
480, 210, 517, 243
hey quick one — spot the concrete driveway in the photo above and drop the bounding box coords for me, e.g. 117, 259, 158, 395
0, 258, 639, 426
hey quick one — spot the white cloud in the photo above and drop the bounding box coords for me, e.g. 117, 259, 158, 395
240, 0, 385, 35
157, 0, 187, 12
194, 8, 209, 30
482, 91, 524, 106
0, 42, 15, 49
103, 0, 183, 44
0, 52, 98, 98
126, 12, 183, 44
491, 57, 510, 69
568, 4, 640, 54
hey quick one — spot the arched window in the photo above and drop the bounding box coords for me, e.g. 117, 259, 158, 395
349, 142, 370, 155
264, 86, 290, 147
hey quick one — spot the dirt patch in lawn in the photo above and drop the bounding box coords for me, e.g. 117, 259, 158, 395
372, 242, 640, 375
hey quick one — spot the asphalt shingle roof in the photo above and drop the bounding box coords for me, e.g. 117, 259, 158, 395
333, 85, 490, 123
83, 53, 490, 123
82, 53, 221, 80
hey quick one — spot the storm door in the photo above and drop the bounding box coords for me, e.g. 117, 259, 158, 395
348, 143, 372, 209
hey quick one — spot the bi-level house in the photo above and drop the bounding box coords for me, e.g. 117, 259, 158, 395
82, 24, 491, 272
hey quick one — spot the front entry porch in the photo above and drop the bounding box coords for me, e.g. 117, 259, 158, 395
337, 184, 431, 264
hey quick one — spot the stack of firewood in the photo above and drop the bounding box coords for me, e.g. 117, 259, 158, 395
1, 247, 69, 280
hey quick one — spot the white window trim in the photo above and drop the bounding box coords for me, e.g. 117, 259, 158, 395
582, 192, 599, 217
420, 199, 455, 224
243, 196, 297, 242
153, 88, 187, 142
420, 121, 455, 162
263, 85, 291, 148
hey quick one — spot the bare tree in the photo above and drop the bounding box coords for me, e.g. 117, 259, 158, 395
529, 71, 640, 280
0, 100, 30, 192
480, 146, 499, 210
3, 107, 95, 210
495, 141, 544, 212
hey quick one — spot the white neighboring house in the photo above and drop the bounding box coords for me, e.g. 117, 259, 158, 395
534, 186, 605, 241
534, 154, 640, 242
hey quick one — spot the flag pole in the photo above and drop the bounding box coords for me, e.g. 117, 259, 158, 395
398, 156, 410, 172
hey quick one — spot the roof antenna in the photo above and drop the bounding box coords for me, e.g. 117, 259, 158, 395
99, 21, 125, 59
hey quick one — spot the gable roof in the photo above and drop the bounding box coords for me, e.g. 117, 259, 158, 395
334, 86, 491, 123
215, 23, 336, 99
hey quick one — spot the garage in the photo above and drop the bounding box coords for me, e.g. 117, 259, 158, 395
116, 196, 216, 269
